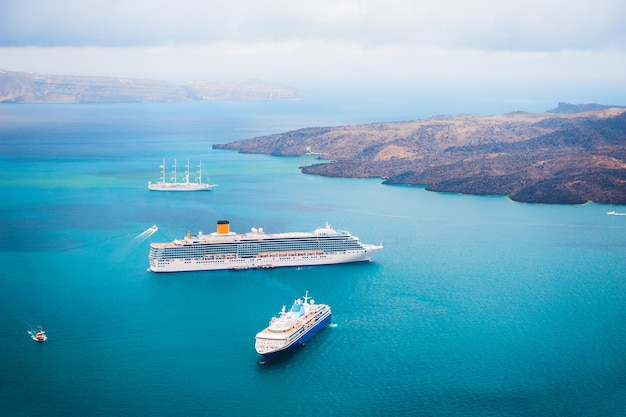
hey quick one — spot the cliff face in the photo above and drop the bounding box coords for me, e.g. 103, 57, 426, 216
0, 69, 301, 103
546, 102, 626, 114
214, 107, 626, 205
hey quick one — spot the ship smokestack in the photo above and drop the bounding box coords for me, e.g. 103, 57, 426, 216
217, 220, 230, 234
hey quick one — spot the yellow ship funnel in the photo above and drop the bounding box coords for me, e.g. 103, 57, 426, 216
217, 220, 230, 234
187, 231, 191, 239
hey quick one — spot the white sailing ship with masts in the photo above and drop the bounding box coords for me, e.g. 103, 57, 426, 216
148, 159, 217, 191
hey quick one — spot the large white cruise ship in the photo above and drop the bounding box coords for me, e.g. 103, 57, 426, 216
148, 220, 382, 272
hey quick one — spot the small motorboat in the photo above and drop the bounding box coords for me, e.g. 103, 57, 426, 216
29, 326, 47, 342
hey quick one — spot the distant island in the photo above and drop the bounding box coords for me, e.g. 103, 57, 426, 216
214, 103, 626, 205
0, 69, 302, 103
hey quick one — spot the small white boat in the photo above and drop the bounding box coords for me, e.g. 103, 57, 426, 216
29, 326, 47, 342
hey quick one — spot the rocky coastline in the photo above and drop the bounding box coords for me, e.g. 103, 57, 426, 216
0, 69, 301, 103
214, 104, 626, 205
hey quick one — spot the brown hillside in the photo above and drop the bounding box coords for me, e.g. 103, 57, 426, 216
214, 107, 626, 205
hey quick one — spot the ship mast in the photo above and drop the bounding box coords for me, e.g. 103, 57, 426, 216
197, 161, 203, 185
171, 159, 177, 183
159, 159, 166, 183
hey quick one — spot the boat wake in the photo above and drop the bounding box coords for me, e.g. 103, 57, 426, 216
134, 225, 158, 242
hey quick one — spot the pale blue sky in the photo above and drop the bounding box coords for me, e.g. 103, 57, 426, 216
1, 0, 625, 105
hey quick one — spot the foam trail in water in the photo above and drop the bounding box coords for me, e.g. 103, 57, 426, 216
134, 225, 158, 242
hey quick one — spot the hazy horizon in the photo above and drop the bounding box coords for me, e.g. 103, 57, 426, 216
2, 68, 623, 117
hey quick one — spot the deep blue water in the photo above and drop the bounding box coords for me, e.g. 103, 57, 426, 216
1, 100, 626, 417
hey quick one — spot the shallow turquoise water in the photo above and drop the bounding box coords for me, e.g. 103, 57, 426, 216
1, 101, 625, 416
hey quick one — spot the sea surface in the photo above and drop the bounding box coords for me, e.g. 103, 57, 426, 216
1, 98, 625, 417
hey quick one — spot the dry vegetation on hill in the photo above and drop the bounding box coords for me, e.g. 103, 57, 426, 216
215, 106, 626, 204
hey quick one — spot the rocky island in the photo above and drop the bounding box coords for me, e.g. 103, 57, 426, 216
214, 103, 626, 205
0, 69, 301, 103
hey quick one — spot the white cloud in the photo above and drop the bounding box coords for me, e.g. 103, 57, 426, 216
0, 0, 625, 99
2, 42, 625, 85
2, 0, 625, 51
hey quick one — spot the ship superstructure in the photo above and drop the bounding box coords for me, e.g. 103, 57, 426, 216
148, 220, 382, 272
255, 291, 331, 359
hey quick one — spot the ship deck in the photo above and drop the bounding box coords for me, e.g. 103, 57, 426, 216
151, 230, 353, 247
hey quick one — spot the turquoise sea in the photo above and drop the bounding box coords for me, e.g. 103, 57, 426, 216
1, 98, 625, 417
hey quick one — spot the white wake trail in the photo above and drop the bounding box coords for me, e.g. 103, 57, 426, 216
134, 225, 158, 242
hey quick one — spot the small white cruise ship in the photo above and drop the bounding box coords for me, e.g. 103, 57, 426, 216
255, 291, 331, 359
148, 159, 217, 191
148, 220, 382, 272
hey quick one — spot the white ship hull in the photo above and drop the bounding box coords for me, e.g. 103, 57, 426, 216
148, 183, 214, 191
255, 313, 332, 359
149, 248, 378, 272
